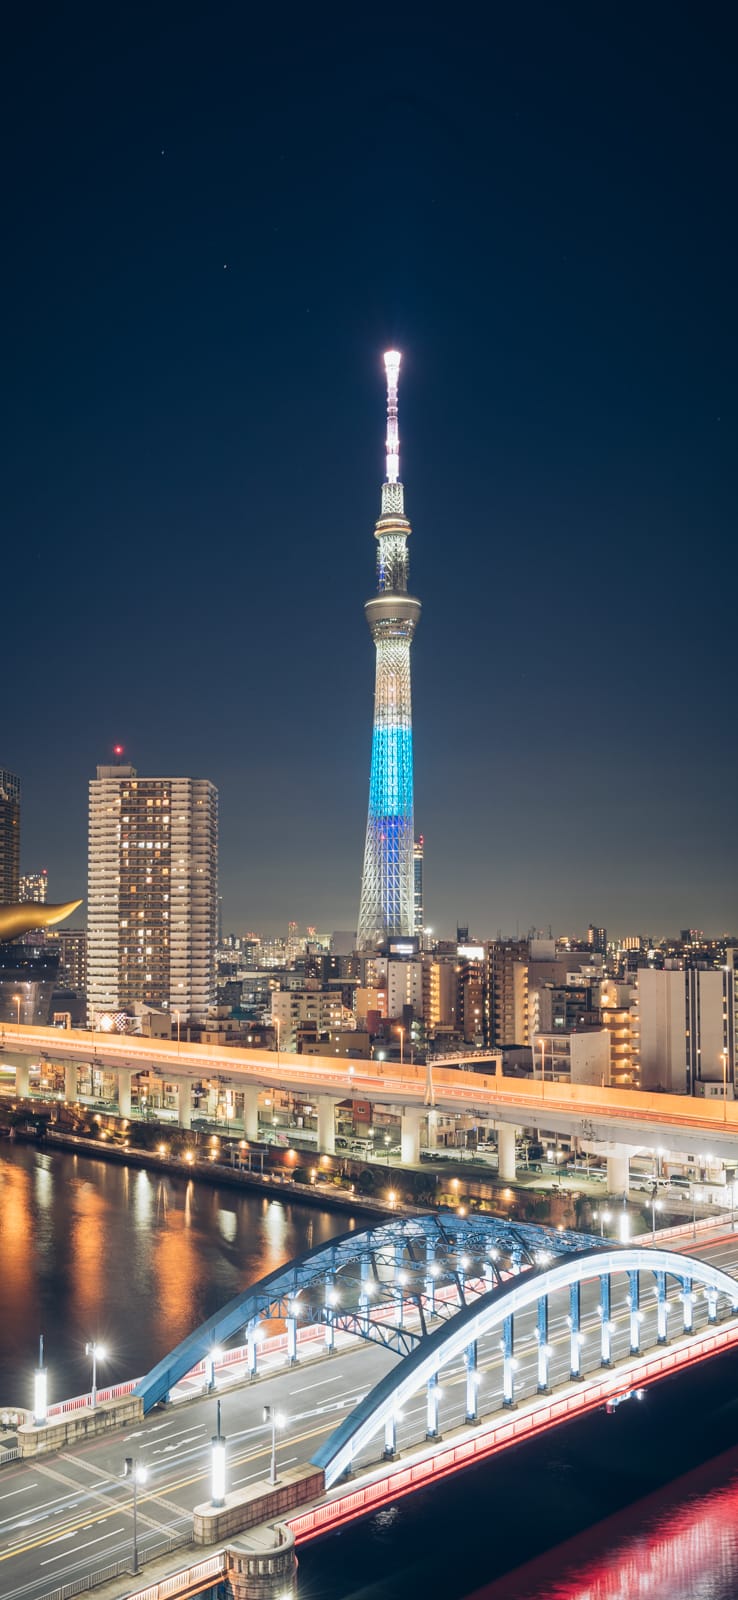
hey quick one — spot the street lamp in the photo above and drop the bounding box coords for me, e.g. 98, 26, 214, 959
594, 1208, 611, 1238
12, 994, 21, 1025
123, 1457, 148, 1573
650, 1194, 662, 1243
396, 1026, 405, 1066
85, 1340, 107, 1409
722, 1048, 729, 1120
263, 1404, 285, 1486
174, 1010, 181, 1049
211, 1400, 226, 1507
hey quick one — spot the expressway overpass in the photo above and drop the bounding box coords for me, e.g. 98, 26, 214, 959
2, 1217, 738, 1600
2, 1023, 738, 1176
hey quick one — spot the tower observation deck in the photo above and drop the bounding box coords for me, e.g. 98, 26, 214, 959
357, 352, 421, 949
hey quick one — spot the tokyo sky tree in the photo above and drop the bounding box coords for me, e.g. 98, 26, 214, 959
357, 351, 421, 949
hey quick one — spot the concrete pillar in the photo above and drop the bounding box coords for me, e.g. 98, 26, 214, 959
400, 1107, 422, 1165
286, 1316, 297, 1364
496, 1123, 517, 1183
317, 1095, 337, 1155
176, 1079, 192, 1130
64, 1063, 77, 1101
117, 1069, 131, 1119
628, 1269, 641, 1354
502, 1314, 515, 1407
607, 1151, 629, 1194
15, 1061, 29, 1098
223, 1530, 298, 1599
383, 1413, 396, 1459
682, 1276, 694, 1334
243, 1084, 259, 1141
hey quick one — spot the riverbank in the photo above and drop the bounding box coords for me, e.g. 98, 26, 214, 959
4, 1125, 422, 1221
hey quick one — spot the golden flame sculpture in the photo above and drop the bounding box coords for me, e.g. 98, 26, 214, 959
0, 900, 83, 941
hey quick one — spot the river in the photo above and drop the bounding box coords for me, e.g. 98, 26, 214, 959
3, 1141, 738, 1600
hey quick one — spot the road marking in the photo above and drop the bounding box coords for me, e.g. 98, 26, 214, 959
0, 1486, 37, 1502
292, 1376, 343, 1393
40, 1527, 125, 1565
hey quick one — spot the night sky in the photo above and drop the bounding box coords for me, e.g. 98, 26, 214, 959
4, 4, 736, 939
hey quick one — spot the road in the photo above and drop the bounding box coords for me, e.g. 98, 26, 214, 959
1, 1229, 738, 1600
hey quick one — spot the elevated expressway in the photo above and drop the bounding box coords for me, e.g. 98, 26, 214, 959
2, 1023, 738, 1173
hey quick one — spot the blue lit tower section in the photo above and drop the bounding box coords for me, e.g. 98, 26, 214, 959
357, 352, 421, 949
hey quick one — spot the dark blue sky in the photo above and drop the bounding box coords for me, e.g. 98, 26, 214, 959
3, 3, 736, 939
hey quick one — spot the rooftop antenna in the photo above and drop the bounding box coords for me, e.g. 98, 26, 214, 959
384, 350, 401, 483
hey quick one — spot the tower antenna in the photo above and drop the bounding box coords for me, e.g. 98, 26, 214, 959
384, 351, 401, 484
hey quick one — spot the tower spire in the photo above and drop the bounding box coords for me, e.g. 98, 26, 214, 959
384, 350, 401, 484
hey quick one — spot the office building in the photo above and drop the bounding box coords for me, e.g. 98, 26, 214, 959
357, 352, 421, 947
0, 769, 21, 905
87, 763, 217, 1026
638, 965, 735, 1097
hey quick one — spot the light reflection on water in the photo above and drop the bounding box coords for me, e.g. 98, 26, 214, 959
474, 1449, 738, 1600
0, 1142, 354, 1407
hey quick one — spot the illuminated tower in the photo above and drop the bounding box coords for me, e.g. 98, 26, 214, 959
357, 352, 421, 949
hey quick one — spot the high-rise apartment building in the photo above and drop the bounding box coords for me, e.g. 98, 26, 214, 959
19, 869, 48, 904
0, 769, 21, 905
413, 836, 424, 939
485, 939, 529, 1046
357, 352, 421, 948
53, 927, 87, 992
87, 764, 217, 1025
638, 965, 735, 1096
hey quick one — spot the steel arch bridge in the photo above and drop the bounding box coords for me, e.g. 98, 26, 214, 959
134, 1212, 603, 1412
312, 1243, 738, 1487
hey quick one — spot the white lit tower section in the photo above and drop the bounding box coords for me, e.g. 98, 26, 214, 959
357, 352, 421, 949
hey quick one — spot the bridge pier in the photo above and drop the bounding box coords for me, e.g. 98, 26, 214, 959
222, 1528, 298, 1599
317, 1095, 337, 1156
243, 1084, 259, 1140
400, 1107, 423, 1165
607, 1150, 630, 1194
15, 1060, 29, 1098
64, 1062, 77, 1101
496, 1123, 517, 1183
175, 1078, 192, 1130
117, 1068, 132, 1119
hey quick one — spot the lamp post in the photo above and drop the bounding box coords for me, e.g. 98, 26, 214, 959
211, 1400, 226, 1508
12, 994, 21, 1026
263, 1404, 285, 1486
174, 1010, 181, 1050
85, 1340, 107, 1409
33, 1334, 47, 1426
397, 1026, 405, 1066
123, 1457, 147, 1574
594, 1208, 611, 1238
650, 1193, 662, 1243
722, 1047, 729, 1121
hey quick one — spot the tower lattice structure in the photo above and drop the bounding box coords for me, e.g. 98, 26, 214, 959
357, 352, 421, 950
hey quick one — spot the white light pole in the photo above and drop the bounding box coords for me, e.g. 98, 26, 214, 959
85, 1340, 107, 1409
397, 1025, 405, 1066
12, 993, 21, 1026
263, 1404, 285, 1486
211, 1399, 226, 1507
33, 1334, 47, 1427
651, 1195, 662, 1242
123, 1457, 148, 1574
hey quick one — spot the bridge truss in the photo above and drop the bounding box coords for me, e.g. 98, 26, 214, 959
134, 1213, 602, 1411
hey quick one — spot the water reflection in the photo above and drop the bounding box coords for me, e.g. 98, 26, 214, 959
475, 1448, 738, 1600
0, 1144, 355, 1404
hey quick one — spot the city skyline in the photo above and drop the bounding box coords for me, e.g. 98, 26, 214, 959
4, 7, 736, 938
